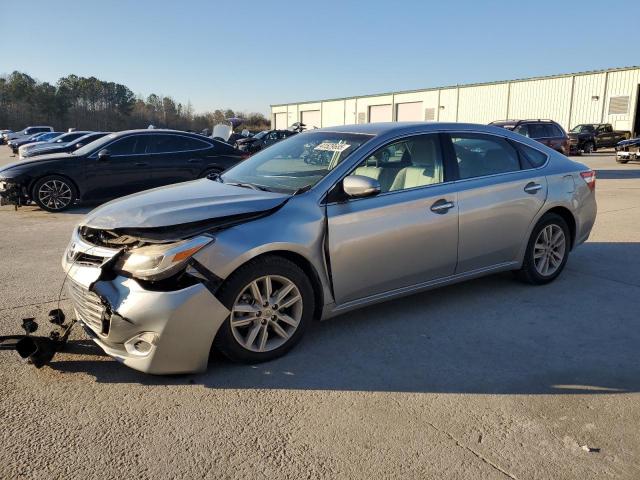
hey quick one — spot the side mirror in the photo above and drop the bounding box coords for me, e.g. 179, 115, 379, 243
97, 149, 110, 161
343, 175, 381, 198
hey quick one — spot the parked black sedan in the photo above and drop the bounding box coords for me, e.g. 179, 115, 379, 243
0, 129, 246, 212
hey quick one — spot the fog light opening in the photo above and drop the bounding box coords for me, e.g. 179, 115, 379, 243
124, 332, 158, 357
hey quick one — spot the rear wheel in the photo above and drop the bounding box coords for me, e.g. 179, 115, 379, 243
32, 175, 77, 212
616, 158, 629, 164
516, 213, 570, 285
214, 256, 314, 363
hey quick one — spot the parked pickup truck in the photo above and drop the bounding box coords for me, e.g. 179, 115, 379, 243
568, 123, 631, 154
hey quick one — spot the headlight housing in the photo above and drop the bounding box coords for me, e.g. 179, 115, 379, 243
114, 235, 213, 281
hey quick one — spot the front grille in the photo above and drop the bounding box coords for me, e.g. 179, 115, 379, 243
68, 280, 108, 335
74, 252, 105, 266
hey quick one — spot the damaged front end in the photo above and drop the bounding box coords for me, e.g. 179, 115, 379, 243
0, 179, 29, 209
60, 223, 233, 374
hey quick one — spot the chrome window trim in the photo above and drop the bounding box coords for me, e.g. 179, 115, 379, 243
88, 133, 213, 159
321, 129, 549, 205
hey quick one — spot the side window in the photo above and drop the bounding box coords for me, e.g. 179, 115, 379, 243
551, 125, 565, 137
180, 136, 211, 151
527, 124, 547, 138
108, 135, 149, 155
349, 135, 443, 193
513, 124, 529, 137
451, 134, 521, 179
149, 134, 182, 154
517, 143, 548, 168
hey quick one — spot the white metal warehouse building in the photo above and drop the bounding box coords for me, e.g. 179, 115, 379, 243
271, 66, 640, 136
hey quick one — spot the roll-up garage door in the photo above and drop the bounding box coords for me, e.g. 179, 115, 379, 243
274, 112, 288, 130
396, 102, 423, 121
368, 104, 392, 123
301, 110, 321, 129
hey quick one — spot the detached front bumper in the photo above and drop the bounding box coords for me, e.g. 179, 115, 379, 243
64, 261, 230, 374
0, 179, 28, 206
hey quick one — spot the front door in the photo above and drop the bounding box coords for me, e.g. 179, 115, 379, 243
327, 134, 459, 305
447, 133, 548, 273
82, 134, 153, 200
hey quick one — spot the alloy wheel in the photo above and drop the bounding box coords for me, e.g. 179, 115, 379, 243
38, 179, 73, 210
533, 224, 566, 276
230, 275, 303, 353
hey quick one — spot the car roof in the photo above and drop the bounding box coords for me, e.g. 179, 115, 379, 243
306, 122, 511, 136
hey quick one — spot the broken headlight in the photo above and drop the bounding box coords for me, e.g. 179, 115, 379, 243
114, 236, 213, 281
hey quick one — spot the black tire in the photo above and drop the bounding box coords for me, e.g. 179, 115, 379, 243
582, 142, 594, 154
199, 168, 222, 179
515, 213, 571, 285
32, 175, 77, 212
616, 159, 629, 164
214, 255, 315, 363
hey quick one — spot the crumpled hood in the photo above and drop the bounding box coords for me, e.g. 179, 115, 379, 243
82, 178, 290, 229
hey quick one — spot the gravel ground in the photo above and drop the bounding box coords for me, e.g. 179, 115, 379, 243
0, 147, 639, 479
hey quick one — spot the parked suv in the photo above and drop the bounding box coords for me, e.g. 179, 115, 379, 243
490, 120, 569, 155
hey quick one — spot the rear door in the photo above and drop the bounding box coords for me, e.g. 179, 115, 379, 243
327, 134, 458, 304
446, 132, 548, 273
146, 133, 211, 187
82, 134, 153, 200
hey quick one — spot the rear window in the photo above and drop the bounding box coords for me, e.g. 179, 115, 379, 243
517, 143, 548, 168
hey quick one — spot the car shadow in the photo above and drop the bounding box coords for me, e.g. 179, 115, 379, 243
49, 241, 640, 395
596, 169, 640, 179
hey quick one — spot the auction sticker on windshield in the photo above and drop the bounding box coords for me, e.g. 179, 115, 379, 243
314, 142, 351, 152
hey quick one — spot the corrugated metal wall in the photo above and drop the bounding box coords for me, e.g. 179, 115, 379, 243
273, 67, 640, 134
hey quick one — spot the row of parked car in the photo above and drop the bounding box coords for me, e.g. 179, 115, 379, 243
488, 118, 633, 159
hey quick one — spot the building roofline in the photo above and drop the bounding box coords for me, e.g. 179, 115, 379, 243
270, 65, 640, 108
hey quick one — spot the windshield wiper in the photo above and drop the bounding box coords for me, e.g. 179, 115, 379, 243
292, 185, 312, 195
226, 182, 271, 192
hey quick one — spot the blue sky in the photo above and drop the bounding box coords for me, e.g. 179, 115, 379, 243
1, 0, 638, 114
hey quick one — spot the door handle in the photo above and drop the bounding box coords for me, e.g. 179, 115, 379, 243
524, 182, 542, 194
134, 162, 148, 167
430, 199, 455, 214
187, 158, 202, 163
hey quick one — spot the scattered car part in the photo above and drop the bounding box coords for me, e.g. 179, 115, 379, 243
0, 309, 76, 368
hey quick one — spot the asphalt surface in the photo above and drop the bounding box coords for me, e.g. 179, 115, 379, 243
0, 147, 639, 479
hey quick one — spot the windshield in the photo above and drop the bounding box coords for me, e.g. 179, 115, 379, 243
73, 133, 118, 156
570, 125, 595, 133
221, 131, 373, 193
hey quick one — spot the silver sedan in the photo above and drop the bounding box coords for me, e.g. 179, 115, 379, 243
62, 122, 597, 374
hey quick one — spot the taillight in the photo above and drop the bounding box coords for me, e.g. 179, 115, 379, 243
580, 170, 596, 191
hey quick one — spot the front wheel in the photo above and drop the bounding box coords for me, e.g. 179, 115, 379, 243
616, 159, 629, 164
32, 175, 77, 212
515, 213, 570, 285
214, 256, 315, 363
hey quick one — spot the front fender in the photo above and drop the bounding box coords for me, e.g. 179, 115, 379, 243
191, 196, 333, 306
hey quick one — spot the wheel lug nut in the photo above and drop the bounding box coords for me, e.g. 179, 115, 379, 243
255, 312, 261, 317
